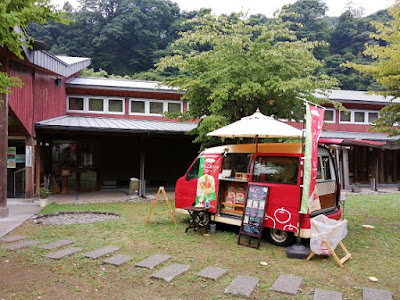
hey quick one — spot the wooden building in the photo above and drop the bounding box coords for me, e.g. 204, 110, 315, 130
1, 46, 399, 219
288, 90, 400, 189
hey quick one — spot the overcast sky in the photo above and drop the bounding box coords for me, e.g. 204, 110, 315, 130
51, 0, 395, 17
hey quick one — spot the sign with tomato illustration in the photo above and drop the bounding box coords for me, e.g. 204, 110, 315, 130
195, 155, 222, 207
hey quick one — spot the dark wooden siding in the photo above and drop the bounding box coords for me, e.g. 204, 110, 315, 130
8, 61, 67, 137
8, 62, 34, 135
33, 72, 67, 123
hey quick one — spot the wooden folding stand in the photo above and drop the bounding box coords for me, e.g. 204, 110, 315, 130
144, 186, 177, 226
306, 218, 352, 268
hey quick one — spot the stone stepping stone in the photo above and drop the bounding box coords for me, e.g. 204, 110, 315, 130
135, 254, 171, 269
39, 240, 74, 250
150, 264, 190, 283
224, 275, 259, 298
314, 289, 342, 300
197, 266, 228, 280
1, 235, 27, 243
363, 287, 393, 300
82, 246, 120, 259
103, 254, 132, 266
270, 274, 303, 295
3, 240, 40, 250
46, 247, 83, 259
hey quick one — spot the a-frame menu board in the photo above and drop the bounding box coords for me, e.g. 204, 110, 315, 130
238, 184, 269, 249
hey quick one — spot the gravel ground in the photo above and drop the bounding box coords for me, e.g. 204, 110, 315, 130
33, 212, 120, 225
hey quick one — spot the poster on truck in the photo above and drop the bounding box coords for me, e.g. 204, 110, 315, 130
195, 155, 222, 207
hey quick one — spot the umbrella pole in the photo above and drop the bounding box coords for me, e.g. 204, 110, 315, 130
255, 135, 258, 153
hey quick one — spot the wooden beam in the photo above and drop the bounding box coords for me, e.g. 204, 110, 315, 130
0, 57, 9, 217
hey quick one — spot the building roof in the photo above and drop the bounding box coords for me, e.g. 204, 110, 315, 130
19, 30, 91, 77
320, 130, 399, 142
66, 77, 183, 94
35, 115, 197, 134
318, 90, 400, 104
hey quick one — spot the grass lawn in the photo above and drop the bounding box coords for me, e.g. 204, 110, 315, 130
0, 194, 399, 299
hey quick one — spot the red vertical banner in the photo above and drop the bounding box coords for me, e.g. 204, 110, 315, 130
300, 104, 325, 214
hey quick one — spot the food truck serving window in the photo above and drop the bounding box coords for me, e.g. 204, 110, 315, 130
253, 156, 299, 185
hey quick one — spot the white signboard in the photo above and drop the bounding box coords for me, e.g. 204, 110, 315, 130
25, 146, 32, 167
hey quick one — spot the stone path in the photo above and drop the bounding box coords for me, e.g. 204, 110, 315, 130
314, 289, 342, 300
39, 240, 74, 250
46, 247, 83, 259
103, 254, 132, 266
135, 254, 171, 269
270, 274, 303, 295
1, 235, 396, 299
83, 246, 120, 259
197, 266, 228, 280
225, 275, 259, 298
150, 264, 190, 283
363, 287, 393, 300
1, 235, 27, 243
3, 240, 40, 250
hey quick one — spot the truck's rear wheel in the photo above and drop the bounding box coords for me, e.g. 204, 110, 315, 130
265, 228, 295, 247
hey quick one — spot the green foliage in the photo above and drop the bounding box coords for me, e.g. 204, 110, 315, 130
157, 13, 337, 148
39, 187, 51, 199
346, 0, 400, 136
0, 0, 67, 93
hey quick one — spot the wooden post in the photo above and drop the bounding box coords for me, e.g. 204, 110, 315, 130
25, 136, 34, 199
35, 141, 41, 196
139, 138, 145, 197
342, 148, 350, 189
0, 58, 9, 217
144, 186, 177, 226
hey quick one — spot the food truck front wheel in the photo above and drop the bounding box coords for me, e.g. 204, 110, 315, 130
265, 228, 296, 247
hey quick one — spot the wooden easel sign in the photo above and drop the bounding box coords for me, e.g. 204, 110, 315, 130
144, 186, 177, 226
238, 185, 269, 249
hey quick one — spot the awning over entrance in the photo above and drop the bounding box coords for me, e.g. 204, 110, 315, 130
320, 130, 399, 142
35, 115, 198, 134
319, 138, 386, 148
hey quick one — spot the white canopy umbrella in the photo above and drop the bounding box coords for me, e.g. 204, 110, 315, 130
207, 109, 303, 152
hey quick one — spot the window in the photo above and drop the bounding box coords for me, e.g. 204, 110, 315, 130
88, 98, 104, 112
108, 99, 123, 113
339, 110, 380, 124
340, 111, 351, 122
168, 102, 181, 113
354, 112, 365, 123
68, 96, 125, 114
324, 109, 335, 123
149, 101, 163, 114
253, 156, 299, 185
129, 99, 183, 115
368, 112, 379, 123
131, 101, 145, 113
187, 158, 200, 181
317, 156, 332, 181
68, 97, 84, 111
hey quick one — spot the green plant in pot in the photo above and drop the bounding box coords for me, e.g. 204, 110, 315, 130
39, 187, 51, 208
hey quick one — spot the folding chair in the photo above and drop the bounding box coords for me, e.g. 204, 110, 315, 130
306, 215, 352, 268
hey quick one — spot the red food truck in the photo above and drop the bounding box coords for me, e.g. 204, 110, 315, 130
174, 142, 341, 246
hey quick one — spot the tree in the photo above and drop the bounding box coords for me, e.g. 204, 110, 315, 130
0, 0, 66, 93
346, 0, 400, 136
157, 13, 337, 149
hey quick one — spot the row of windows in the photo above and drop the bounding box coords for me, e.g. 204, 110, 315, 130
324, 108, 379, 125
68, 96, 183, 115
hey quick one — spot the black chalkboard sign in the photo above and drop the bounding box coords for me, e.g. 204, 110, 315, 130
238, 184, 269, 249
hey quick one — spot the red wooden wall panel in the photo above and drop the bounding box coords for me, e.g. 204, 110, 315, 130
33, 72, 66, 122
8, 62, 34, 136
